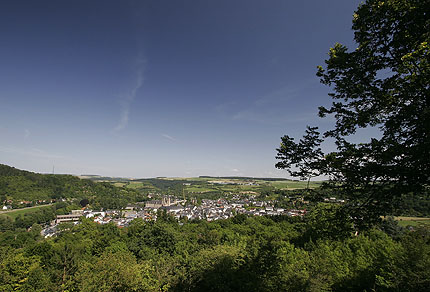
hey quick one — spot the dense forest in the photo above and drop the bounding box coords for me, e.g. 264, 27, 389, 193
0, 212, 429, 292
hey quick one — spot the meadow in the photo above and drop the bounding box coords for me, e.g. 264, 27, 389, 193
0, 204, 52, 220
395, 216, 430, 227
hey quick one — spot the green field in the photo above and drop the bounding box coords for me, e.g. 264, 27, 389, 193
113, 182, 126, 187
126, 181, 144, 189
0, 205, 52, 220
269, 180, 322, 189
185, 185, 219, 193
394, 216, 430, 227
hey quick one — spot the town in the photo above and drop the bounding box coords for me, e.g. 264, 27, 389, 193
42, 195, 310, 237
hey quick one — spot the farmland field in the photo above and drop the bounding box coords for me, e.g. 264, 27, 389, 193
268, 180, 322, 189
126, 181, 145, 189
185, 185, 218, 193
84, 175, 326, 195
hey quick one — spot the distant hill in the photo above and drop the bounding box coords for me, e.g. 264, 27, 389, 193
199, 176, 292, 181
80, 174, 295, 183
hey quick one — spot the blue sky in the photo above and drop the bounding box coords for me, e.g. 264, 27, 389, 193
0, 0, 363, 178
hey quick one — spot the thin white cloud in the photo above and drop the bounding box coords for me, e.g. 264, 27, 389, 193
0, 146, 64, 159
254, 86, 298, 106
230, 86, 300, 124
24, 129, 30, 139
226, 80, 323, 125
161, 134, 177, 142
113, 59, 145, 132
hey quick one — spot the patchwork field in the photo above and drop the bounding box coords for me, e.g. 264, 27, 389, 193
84, 175, 325, 196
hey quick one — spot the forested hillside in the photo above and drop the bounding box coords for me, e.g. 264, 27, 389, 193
0, 164, 139, 210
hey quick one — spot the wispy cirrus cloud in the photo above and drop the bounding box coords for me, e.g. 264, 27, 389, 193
0, 146, 65, 159
230, 86, 300, 124
161, 134, 177, 142
113, 58, 145, 132
226, 80, 324, 125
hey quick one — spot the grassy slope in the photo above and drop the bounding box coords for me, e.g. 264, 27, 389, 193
0, 205, 52, 220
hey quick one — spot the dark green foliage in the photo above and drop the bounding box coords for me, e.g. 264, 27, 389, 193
0, 217, 14, 232
134, 178, 190, 192
393, 192, 430, 217
79, 198, 89, 207
378, 216, 404, 240
301, 204, 354, 242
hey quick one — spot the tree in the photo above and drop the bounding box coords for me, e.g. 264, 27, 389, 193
77, 250, 159, 292
395, 226, 430, 291
0, 250, 49, 292
0, 217, 14, 232
181, 245, 247, 292
302, 204, 353, 242
275, 126, 323, 190
276, 0, 430, 227
79, 198, 89, 208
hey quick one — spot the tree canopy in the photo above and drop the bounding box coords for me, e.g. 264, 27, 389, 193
1, 213, 430, 291
276, 0, 429, 226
